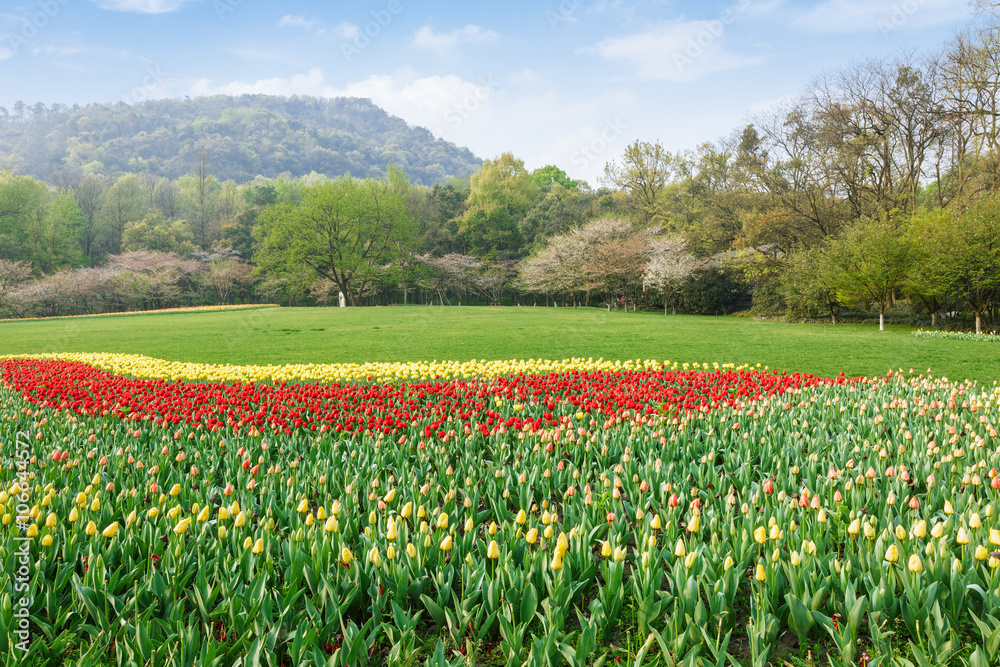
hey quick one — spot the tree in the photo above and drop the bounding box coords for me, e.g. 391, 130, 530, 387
942, 194, 1000, 333
122, 213, 196, 255
458, 153, 535, 257
601, 140, 678, 225
0, 259, 33, 316
518, 217, 656, 308
72, 174, 107, 263
529, 165, 579, 191
0, 170, 47, 264
779, 246, 842, 325
414, 253, 481, 305
100, 175, 145, 254
254, 166, 415, 306
827, 216, 914, 331
904, 209, 954, 326
643, 237, 699, 315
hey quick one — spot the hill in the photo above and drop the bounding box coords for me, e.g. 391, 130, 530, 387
0, 95, 482, 186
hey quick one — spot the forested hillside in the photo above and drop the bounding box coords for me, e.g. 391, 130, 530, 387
0, 95, 482, 186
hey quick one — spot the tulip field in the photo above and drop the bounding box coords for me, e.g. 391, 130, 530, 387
2, 353, 1000, 666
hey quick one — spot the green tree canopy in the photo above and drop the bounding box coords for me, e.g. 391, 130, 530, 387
254, 165, 415, 305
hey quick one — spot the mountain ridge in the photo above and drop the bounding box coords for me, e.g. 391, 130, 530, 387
0, 94, 483, 186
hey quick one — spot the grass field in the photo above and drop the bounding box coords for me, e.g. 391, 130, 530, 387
0, 305, 996, 384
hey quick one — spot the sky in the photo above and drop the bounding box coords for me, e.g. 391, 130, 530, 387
0, 0, 982, 185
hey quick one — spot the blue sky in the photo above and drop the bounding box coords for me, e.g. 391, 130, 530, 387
0, 0, 980, 184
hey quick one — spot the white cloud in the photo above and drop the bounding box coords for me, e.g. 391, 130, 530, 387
333, 22, 360, 40
277, 15, 315, 29
794, 0, 969, 33
592, 19, 763, 82
92, 0, 199, 13
511, 68, 542, 84
0, 46, 13, 60
412, 24, 499, 55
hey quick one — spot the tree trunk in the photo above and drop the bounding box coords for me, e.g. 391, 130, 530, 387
879, 305, 885, 332
977, 312, 982, 334
672, 304, 676, 315
931, 311, 936, 327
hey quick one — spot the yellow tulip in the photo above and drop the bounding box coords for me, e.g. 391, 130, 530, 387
235, 511, 246, 527
991, 528, 1000, 546
908, 554, 923, 573
440, 535, 453, 551
85, 521, 97, 536
147, 507, 159, 519
218, 525, 227, 539
848, 519, 860, 536
885, 544, 899, 563
169, 484, 181, 497
102, 522, 119, 538
296, 498, 308, 513
602, 541, 612, 558
723, 555, 734, 571
976, 545, 990, 561
387, 520, 398, 541
41, 534, 53, 547
437, 513, 449, 530
971, 513, 982, 529
944, 500, 954, 515
912, 520, 927, 539
674, 539, 686, 558
895, 525, 907, 541
197, 506, 210, 522
754, 563, 766, 582
687, 514, 699, 533
931, 522, 945, 539
219, 507, 230, 521
957, 527, 970, 545
487, 540, 500, 559
406, 542, 417, 558
252, 538, 264, 554
515, 509, 527, 525
26, 524, 39, 538
543, 524, 553, 540
526, 528, 538, 544
69, 507, 79, 522
46, 513, 57, 528
651, 514, 662, 530
550, 550, 563, 570
173, 517, 192, 535
754, 526, 766, 544
488, 521, 498, 536
243, 537, 253, 549
341, 547, 353, 565
401, 502, 412, 519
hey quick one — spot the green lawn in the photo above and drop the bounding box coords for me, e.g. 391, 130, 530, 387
0, 305, 996, 384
